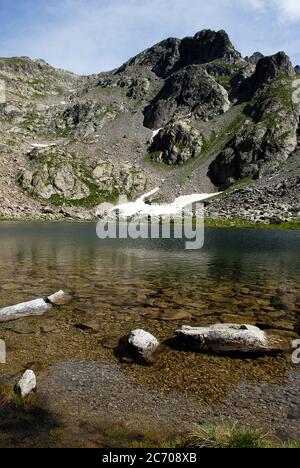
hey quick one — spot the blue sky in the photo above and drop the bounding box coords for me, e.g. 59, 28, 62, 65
1, 0, 300, 74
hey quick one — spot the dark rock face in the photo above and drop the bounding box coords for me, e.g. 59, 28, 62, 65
177, 30, 241, 69
140, 30, 246, 133
209, 53, 298, 188
208, 123, 268, 187
254, 52, 294, 84
240, 52, 295, 100
206, 150, 300, 223
209, 112, 298, 189
295, 65, 300, 75
119, 30, 241, 79
245, 52, 264, 65
144, 65, 230, 129
118, 38, 181, 78
149, 120, 203, 165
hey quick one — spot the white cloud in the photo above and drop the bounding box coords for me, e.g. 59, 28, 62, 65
275, 0, 300, 21
241, 0, 268, 10
1, 0, 300, 73
242, 0, 300, 21
1, 0, 237, 74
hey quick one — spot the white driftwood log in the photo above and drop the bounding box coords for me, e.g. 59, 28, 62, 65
0, 290, 65, 322
176, 324, 279, 353
127, 329, 160, 363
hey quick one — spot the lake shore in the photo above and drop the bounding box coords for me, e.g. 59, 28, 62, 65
0, 216, 300, 231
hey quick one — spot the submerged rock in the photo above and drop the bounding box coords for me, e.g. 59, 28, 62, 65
270, 289, 299, 312
40, 324, 59, 334
176, 324, 281, 354
101, 336, 121, 349
127, 329, 160, 364
4, 323, 36, 335
75, 320, 100, 333
14, 370, 37, 398
156, 309, 193, 321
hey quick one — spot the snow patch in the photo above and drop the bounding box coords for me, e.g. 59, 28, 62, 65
31, 143, 57, 149
108, 188, 219, 218
150, 128, 162, 144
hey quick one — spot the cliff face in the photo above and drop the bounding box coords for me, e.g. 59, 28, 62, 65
0, 30, 299, 223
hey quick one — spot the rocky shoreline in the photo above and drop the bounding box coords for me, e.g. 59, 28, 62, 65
2, 360, 300, 447
0, 217, 299, 231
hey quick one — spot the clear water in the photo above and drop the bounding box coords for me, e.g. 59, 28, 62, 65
0, 222, 300, 447
0, 222, 299, 311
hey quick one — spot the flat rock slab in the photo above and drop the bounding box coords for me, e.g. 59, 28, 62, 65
156, 310, 192, 321
75, 320, 100, 333
101, 336, 121, 349
4, 323, 36, 335
176, 324, 282, 354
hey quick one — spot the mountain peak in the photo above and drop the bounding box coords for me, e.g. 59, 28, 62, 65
178, 29, 242, 68
118, 29, 242, 78
118, 37, 181, 78
0, 30, 299, 226
245, 52, 264, 65
252, 51, 294, 88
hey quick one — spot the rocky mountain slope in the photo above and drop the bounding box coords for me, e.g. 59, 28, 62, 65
0, 30, 299, 223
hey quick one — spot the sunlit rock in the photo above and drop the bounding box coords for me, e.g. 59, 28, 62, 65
176, 324, 282, 354
14, 370, 37, 398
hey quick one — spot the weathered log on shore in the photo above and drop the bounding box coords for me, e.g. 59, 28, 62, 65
0, 290, 65, 322
176, 324, 282, 354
